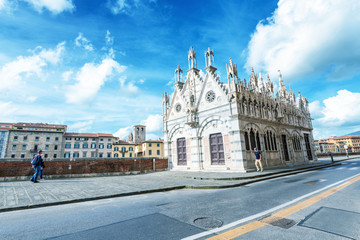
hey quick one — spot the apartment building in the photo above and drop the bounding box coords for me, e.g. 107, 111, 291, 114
2, 122, 66, 159
113, 140, 135, 158
63, 133, 115, 158
135, 140, 164, 158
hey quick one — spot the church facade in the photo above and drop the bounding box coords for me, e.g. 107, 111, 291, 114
162, 47, 316, 172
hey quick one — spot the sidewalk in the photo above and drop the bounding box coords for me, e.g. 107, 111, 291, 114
1, 156, 358, 213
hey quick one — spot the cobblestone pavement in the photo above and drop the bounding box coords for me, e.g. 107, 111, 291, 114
1, 156, 357, 212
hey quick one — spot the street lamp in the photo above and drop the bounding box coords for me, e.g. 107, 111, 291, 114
344, 145, 349, 158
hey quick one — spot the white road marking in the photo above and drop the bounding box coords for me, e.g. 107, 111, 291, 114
183, 172, 360, 240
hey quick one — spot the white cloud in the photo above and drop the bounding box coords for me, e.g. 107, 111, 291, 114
308, 100, 322, 119
65, 58, 126, 104
0, 101, 18, 119
26, 96, 37, 103
310, 89, 360, 139
62, 70, 73, 82
75, 33, 94, 51
114, 126, 132, 139
318, 90, 360, 126
68, 120, 94, 133
23, 0, 74, 14
0, 42, 65, 91
108, 0, 155, 15
245, 0, 360, 81
0, 0, 7, 10
118, 76, 139, 93
105, 30, 114, 45
141, 114, 162, 132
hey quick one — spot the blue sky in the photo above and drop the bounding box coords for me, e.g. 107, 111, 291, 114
1, 0, 360, 140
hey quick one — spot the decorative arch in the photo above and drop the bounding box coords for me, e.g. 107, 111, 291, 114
243, 123, 262, 151
197, 115, 227, 137
291, 130, 302, 151
168, 124, 185, 142
263, 126, 277, 151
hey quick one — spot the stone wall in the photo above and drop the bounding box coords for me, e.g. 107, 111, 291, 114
0, 157, 168, 181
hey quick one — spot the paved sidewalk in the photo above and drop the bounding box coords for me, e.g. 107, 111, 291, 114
0, 156, 358, 213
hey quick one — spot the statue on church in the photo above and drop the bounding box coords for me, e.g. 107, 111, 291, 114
174, 65, 183, 82
188, 46, 197, 69
205, 47, 214, 67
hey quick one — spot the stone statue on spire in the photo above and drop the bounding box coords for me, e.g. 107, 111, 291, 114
226, 58, 238, 81
277, 70, 287, 99
205, 47, 214, 67
174, 65, 183, 82
188, 46, 197, 69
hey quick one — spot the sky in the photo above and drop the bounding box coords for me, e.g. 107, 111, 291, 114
0, 0, 360, 140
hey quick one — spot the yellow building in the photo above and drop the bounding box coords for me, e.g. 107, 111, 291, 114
113, 140, 135, 158
316, 135, 360, 153
135, 140, 164, 158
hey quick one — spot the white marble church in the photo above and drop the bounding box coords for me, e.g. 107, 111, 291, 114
162, 47, 316, 172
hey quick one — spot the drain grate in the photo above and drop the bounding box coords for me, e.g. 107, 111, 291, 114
193, 217, 223, 229
259, 215, 296, 229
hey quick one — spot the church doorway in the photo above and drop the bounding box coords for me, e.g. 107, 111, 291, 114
177, 138, 187, 165
281, 134, 290, 161
210, 133, 225, 165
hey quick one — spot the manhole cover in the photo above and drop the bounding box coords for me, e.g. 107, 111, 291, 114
260, 216, 296, 229
193, 217, 223, 229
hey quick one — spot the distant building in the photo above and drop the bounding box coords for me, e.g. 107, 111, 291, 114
113, 125, 164, 158
113, 140, 135, 158
132, 125, 146, 144
162, 47, 316, 172
316, 135, 360, 153
63, 133, 115, 158
135, 140, 164, 158
1, 122, 66, 159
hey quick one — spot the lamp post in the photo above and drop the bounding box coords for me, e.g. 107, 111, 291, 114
344, 145, 349, 158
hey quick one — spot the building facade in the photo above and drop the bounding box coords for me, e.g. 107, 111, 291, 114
162, 47, 316, 172
135, 140, 164, 158
63, 133, 114, 159
113, 140, 135, 158
316, 135, 360, 153
3, 123, 66, 159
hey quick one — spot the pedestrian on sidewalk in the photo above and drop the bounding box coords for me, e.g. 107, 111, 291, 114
30, 150, 43, 183
40, 156, 45, 180
329, 151, 334, 163
253, 148, 263, 172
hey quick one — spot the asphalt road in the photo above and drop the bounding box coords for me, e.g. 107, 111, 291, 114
1, 159, 359, 240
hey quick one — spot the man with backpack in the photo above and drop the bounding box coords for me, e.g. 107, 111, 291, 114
30, 150, 43, 183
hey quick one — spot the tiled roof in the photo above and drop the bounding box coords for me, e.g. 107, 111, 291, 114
13, 122, 67, 129
113, 140, 134, 145
64, 132, 114, 137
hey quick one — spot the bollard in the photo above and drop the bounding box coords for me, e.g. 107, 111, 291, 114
153, 158, 155, 171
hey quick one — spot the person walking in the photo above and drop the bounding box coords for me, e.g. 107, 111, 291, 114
30, 150, 43, 183
40, 156, 45, 180
253, 148, 263, 172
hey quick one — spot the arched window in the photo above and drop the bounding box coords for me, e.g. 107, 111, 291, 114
256, 132, 261, 150
264, 130, 277, 151
114, 153, 119, 158
264, 135, 268, 151
244, 132, 250, 150
250, 129, 256, 150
